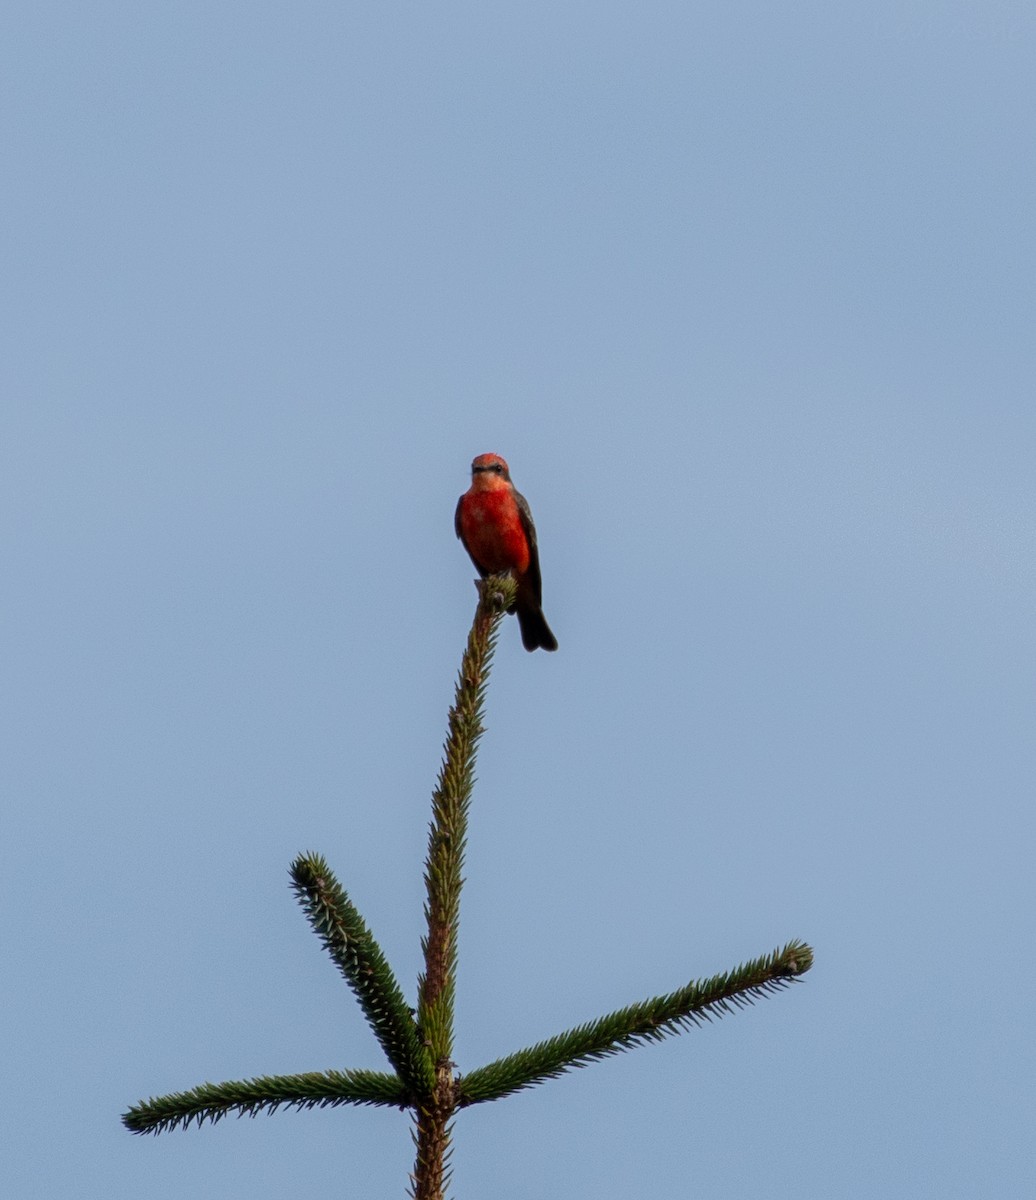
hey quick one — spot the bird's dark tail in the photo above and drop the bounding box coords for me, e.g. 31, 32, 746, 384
517, 606, 558, 652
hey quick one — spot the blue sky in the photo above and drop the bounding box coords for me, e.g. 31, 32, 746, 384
3, 3, 1035, 1196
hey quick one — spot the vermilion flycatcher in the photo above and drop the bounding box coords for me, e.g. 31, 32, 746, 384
455, 453, 558, 652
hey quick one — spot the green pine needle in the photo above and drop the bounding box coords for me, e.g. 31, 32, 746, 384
122, 1069, 409, 1135
457, 941, 814, 1106
417, 575, 514, 1064
291, 853, 434, 1095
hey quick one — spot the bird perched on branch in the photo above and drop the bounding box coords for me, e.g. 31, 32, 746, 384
455, 453, 558, 652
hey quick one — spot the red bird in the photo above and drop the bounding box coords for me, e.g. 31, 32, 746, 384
455, 453, 558, 652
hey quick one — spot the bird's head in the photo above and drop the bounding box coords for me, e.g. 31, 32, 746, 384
469, 453, 511, 490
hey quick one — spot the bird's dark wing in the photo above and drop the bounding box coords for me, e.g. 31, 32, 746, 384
454, 495, 465, 542
513, 488, 543, 606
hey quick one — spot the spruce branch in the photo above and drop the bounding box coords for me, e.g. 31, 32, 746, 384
122, 561, 815, 1198
412, 575, 514, 1200
417, 574, 515, 1065
456, 940, 814, 1106
122, 1069, 409, 1135
290, 852, 433, 1096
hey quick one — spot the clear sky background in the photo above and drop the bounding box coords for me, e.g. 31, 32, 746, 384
3, 3, 1034, 1196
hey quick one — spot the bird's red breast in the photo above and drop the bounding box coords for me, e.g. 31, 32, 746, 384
456, 488, 531, 576
456, 453, 531, 576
